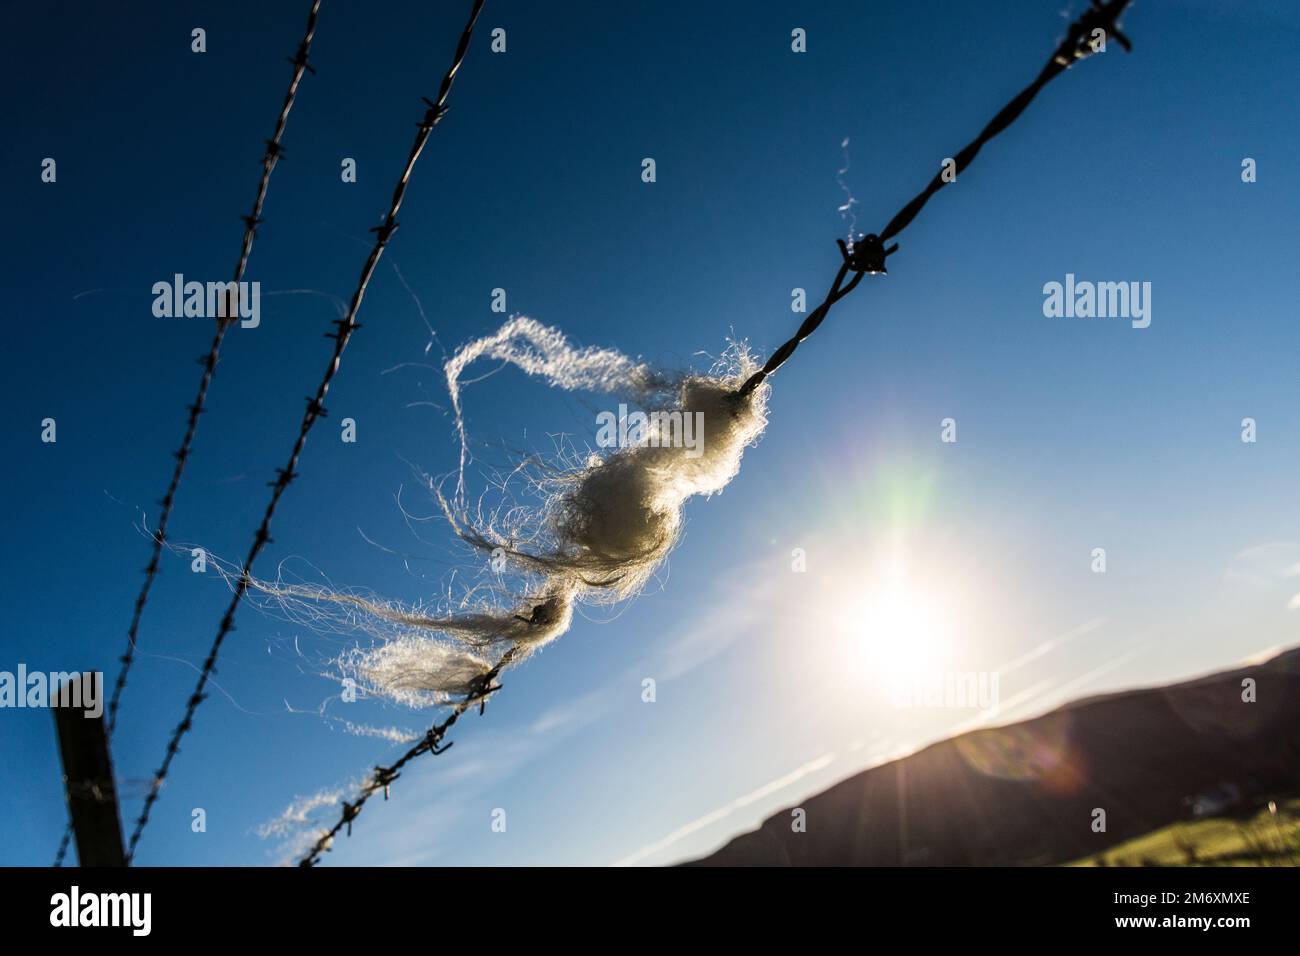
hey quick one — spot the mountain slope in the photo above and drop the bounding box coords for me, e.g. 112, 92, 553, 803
687, 649, 1300, 866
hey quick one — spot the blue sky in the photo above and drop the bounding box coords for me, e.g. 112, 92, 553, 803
3, 0, 1300, 866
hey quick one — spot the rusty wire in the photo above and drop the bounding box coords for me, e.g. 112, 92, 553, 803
292, 0, 1134, 867
54, 0, 323, 868
122, 0, 488, 865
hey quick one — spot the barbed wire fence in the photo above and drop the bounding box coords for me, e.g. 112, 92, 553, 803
294, 0, 1135, 866
122, 0, 488, 864
298, 646, 517, 865
52, 0, 324, 868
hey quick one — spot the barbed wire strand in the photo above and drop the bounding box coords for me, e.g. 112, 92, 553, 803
298, 647, 517, 866
738, 0, 1133, 397
123, 0, 488, 865
293, 0, 1134, 867
53, 0, 323, 869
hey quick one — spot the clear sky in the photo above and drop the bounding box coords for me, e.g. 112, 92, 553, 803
3, 0, 1299, 866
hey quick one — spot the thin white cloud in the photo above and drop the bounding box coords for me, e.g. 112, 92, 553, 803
611, 751, 836, 867
1048, 649, 1142, 701
996, 618, 1104, 675
529, 686, 615, 735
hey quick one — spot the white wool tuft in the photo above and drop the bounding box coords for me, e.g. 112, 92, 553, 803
443, 316, 675, 490
237, 318, 769, 708
341, 637, 496, 708
252, 319, 770, 858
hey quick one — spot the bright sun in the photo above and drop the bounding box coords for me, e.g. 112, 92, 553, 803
841, 577, 952, 678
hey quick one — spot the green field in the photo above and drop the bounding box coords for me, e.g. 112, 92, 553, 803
1071, 799, 1300, 867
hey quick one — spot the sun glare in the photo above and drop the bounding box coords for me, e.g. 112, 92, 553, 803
839, 574, 954, 680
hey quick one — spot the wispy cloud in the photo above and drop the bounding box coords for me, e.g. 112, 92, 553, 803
529, 686, 613, 735
997, 618, 1104, 675
611, 751, 837, 867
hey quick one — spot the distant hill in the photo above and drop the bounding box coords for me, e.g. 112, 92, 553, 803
687, 648, 1300, 866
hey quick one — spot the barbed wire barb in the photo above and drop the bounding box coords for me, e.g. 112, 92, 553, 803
298, 648, 514, 866
123, 0, 488, 865
54, 0, 324, 868
294, 0, 1135, 867
738, 0, 1133, 397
